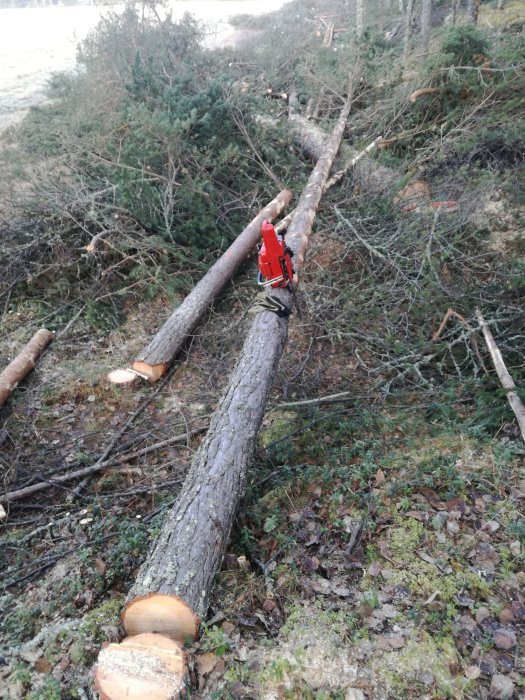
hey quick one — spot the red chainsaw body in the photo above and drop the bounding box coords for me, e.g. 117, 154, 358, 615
258, 220, 294, 288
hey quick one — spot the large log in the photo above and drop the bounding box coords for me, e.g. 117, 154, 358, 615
0, 329, 54, 409
125, 190, 292, 382
94, 93, 353, 699
288, 112, 397, 195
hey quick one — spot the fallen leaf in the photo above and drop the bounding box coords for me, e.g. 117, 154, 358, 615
368, 561, 382, 577
405, 510, 427, 521
94, 558, 106, 576
262, 599, 277, 613
493, 628, 516, 650
374, 468, 386, 485
196, 653, 218, 677
417, 550, 436, 565
464, 665, 481, 680
388, 634, 405, 649
35, 657, 53, 673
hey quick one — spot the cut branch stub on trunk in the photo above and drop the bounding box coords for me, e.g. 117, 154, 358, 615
0, 328, 54, 409
117, 190, 292, 383
94, 92, 354, 700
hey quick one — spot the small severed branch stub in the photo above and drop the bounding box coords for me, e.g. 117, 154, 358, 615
110, 190, 292, 384
0, 329, 54, 409
476, 308, 525, 443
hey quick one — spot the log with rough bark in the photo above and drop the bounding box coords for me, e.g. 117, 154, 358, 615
111, 191, 292, 383
93, 93, 353, 700
476, 309, 525, 444
0, 329, 54, 409
287, 112, 397, 195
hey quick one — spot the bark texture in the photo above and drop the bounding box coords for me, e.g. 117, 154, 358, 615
128, 94, 354, 617
132, 190, 292, 380
403, 0, 415, 67
476, 309, 525, 444
420, 0, 432, 56
288, 113, 396, 195
0, 329, 54, 409
356, 0, 364, 38
128, 309, 288, 615
466, 0, 480, 24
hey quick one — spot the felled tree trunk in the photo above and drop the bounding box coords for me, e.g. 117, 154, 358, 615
94, 92, 353, 700
125, 190, 292, 382
288, 112, 396, 195
0, 329, 54, 409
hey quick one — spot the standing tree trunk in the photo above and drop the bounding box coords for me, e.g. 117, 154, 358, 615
94, 91, 354, 700
403, 0, 415, 69
0, 329, 54, 409
420, 0, 432, 57
112, 191, 292, 383
466, 0, 480, 24
356, 0, 364, 38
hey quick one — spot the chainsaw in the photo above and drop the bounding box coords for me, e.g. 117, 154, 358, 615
255, 220, 301, 318
257, 219, 294, 289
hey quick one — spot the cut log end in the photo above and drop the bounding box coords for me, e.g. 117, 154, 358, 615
107, 369, 140, 385
122, 593, 200, 644
131, 361, 169, 382
94, 633, 187, 700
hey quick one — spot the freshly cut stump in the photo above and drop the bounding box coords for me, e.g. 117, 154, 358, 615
94, 633, 187, 700
122, 593, 200, 644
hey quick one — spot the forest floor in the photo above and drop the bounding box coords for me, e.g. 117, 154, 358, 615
1, 1, 524, 699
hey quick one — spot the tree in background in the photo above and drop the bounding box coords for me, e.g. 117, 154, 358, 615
356, 0, 364, 38
466, 0, 480, 25
420, 0, 432, 56
403, 0, 415, 68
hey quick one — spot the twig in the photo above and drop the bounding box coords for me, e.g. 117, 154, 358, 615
432, 307, 488, 373
277, 391, 352, 408
1, 426, 207, 504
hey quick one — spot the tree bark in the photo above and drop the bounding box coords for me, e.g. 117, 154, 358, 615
93, 93, 353, 699
420, 0, 432, 57
476, 309, 525, 444
466, 0, 480, 24
126, 190, 292, 382
288, 112, 396, 195
356, 0, 364, 38
0, 329, 54, 409
403, 0, 415, 68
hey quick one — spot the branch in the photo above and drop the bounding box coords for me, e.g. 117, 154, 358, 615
476, 309, 525, 443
